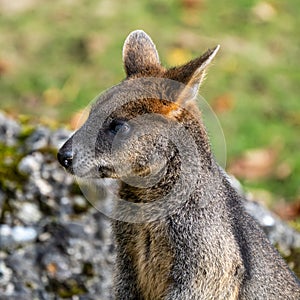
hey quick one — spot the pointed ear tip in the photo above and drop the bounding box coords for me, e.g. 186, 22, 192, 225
212, 44, 221, 56
203, 44, 220, 65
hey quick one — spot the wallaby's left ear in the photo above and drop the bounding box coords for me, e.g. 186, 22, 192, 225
123, 30, 161, 77
166, 45, 220, 101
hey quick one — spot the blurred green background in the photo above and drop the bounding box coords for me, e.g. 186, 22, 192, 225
0, 0, 299, 214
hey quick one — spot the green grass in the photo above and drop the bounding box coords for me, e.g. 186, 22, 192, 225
0, 0, 299, 203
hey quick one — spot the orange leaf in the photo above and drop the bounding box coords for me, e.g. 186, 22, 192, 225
166, 48, 192, 66
228, 148, 278, 180
46, 262, 57, 275
211, 94, 235, 113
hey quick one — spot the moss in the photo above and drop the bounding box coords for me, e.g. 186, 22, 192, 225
0, 192, 12, 224
82, 261, 95, 277
286, 219, 300, 277
18, 124, 36, 143
0, 143, 27, 223
289, 219, 300, 232
282, 248, 300, 279
73, 200, 89, 214
0, 144, 27, 187
47, 277, 88, 298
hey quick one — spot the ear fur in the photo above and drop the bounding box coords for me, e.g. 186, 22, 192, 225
123, 30, 161, 77
166, 45, 220, 103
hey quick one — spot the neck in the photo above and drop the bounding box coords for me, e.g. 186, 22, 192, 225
118, 148, 181, 203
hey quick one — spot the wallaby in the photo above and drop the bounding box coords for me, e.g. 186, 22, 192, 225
57, 30, 300, 299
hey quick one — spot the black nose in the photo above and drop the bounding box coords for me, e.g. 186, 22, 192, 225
57, 149, 73, 169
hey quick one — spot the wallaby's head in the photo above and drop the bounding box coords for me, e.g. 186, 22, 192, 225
58, 30, 219, 207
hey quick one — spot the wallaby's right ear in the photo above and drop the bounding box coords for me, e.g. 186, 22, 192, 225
165, 45, 220, 108
123, 30, 161, 77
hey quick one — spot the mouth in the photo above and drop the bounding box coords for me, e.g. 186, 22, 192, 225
72, 165, 118, 179
62, 164, 74, 175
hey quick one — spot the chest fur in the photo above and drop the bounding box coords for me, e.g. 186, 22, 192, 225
128, 223, 174, 300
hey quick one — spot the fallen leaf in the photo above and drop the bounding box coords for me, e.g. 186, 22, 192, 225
43, 88, 63, 106
166, 48, 192, 66
228, 148, 278, 180
181, 0, 205, 10
0, 0, 37, 15
0, 59, 10, 76
211, 94, 235, 113
273, 200, 300, 221
46, 262, 57, 275
252, 1, 277, 22
275, 162, 292, 180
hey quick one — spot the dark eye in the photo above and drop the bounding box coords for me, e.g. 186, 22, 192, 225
108, 119, 130, 135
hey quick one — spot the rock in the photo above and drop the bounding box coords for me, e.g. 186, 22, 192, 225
12, 226, 38, 244
0, 259, 13, 295
50, 128, 72, 150
5, 245, 45, 298
34, 177, 53, 196
18, 152, 44, 176
73, 196, 89, 213
0, 111, 299, 299
25, 127, 51, 151
15, 202, 42, 224
0, 189, 4, 209
244, 199, 300, 254
0, 260, 14, 299
0, 225, 14, 248
229, 173, 300, 253
0, 225, 38, 248
0, 112, 21, 146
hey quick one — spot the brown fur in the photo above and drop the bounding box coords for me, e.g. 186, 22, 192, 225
131, 223, 173, 299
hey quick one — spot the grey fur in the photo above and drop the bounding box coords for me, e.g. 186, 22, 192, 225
58, 30, 300, 299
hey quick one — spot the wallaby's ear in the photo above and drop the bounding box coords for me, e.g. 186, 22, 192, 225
166, 45, 220, 102
123, 30, 161, 77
